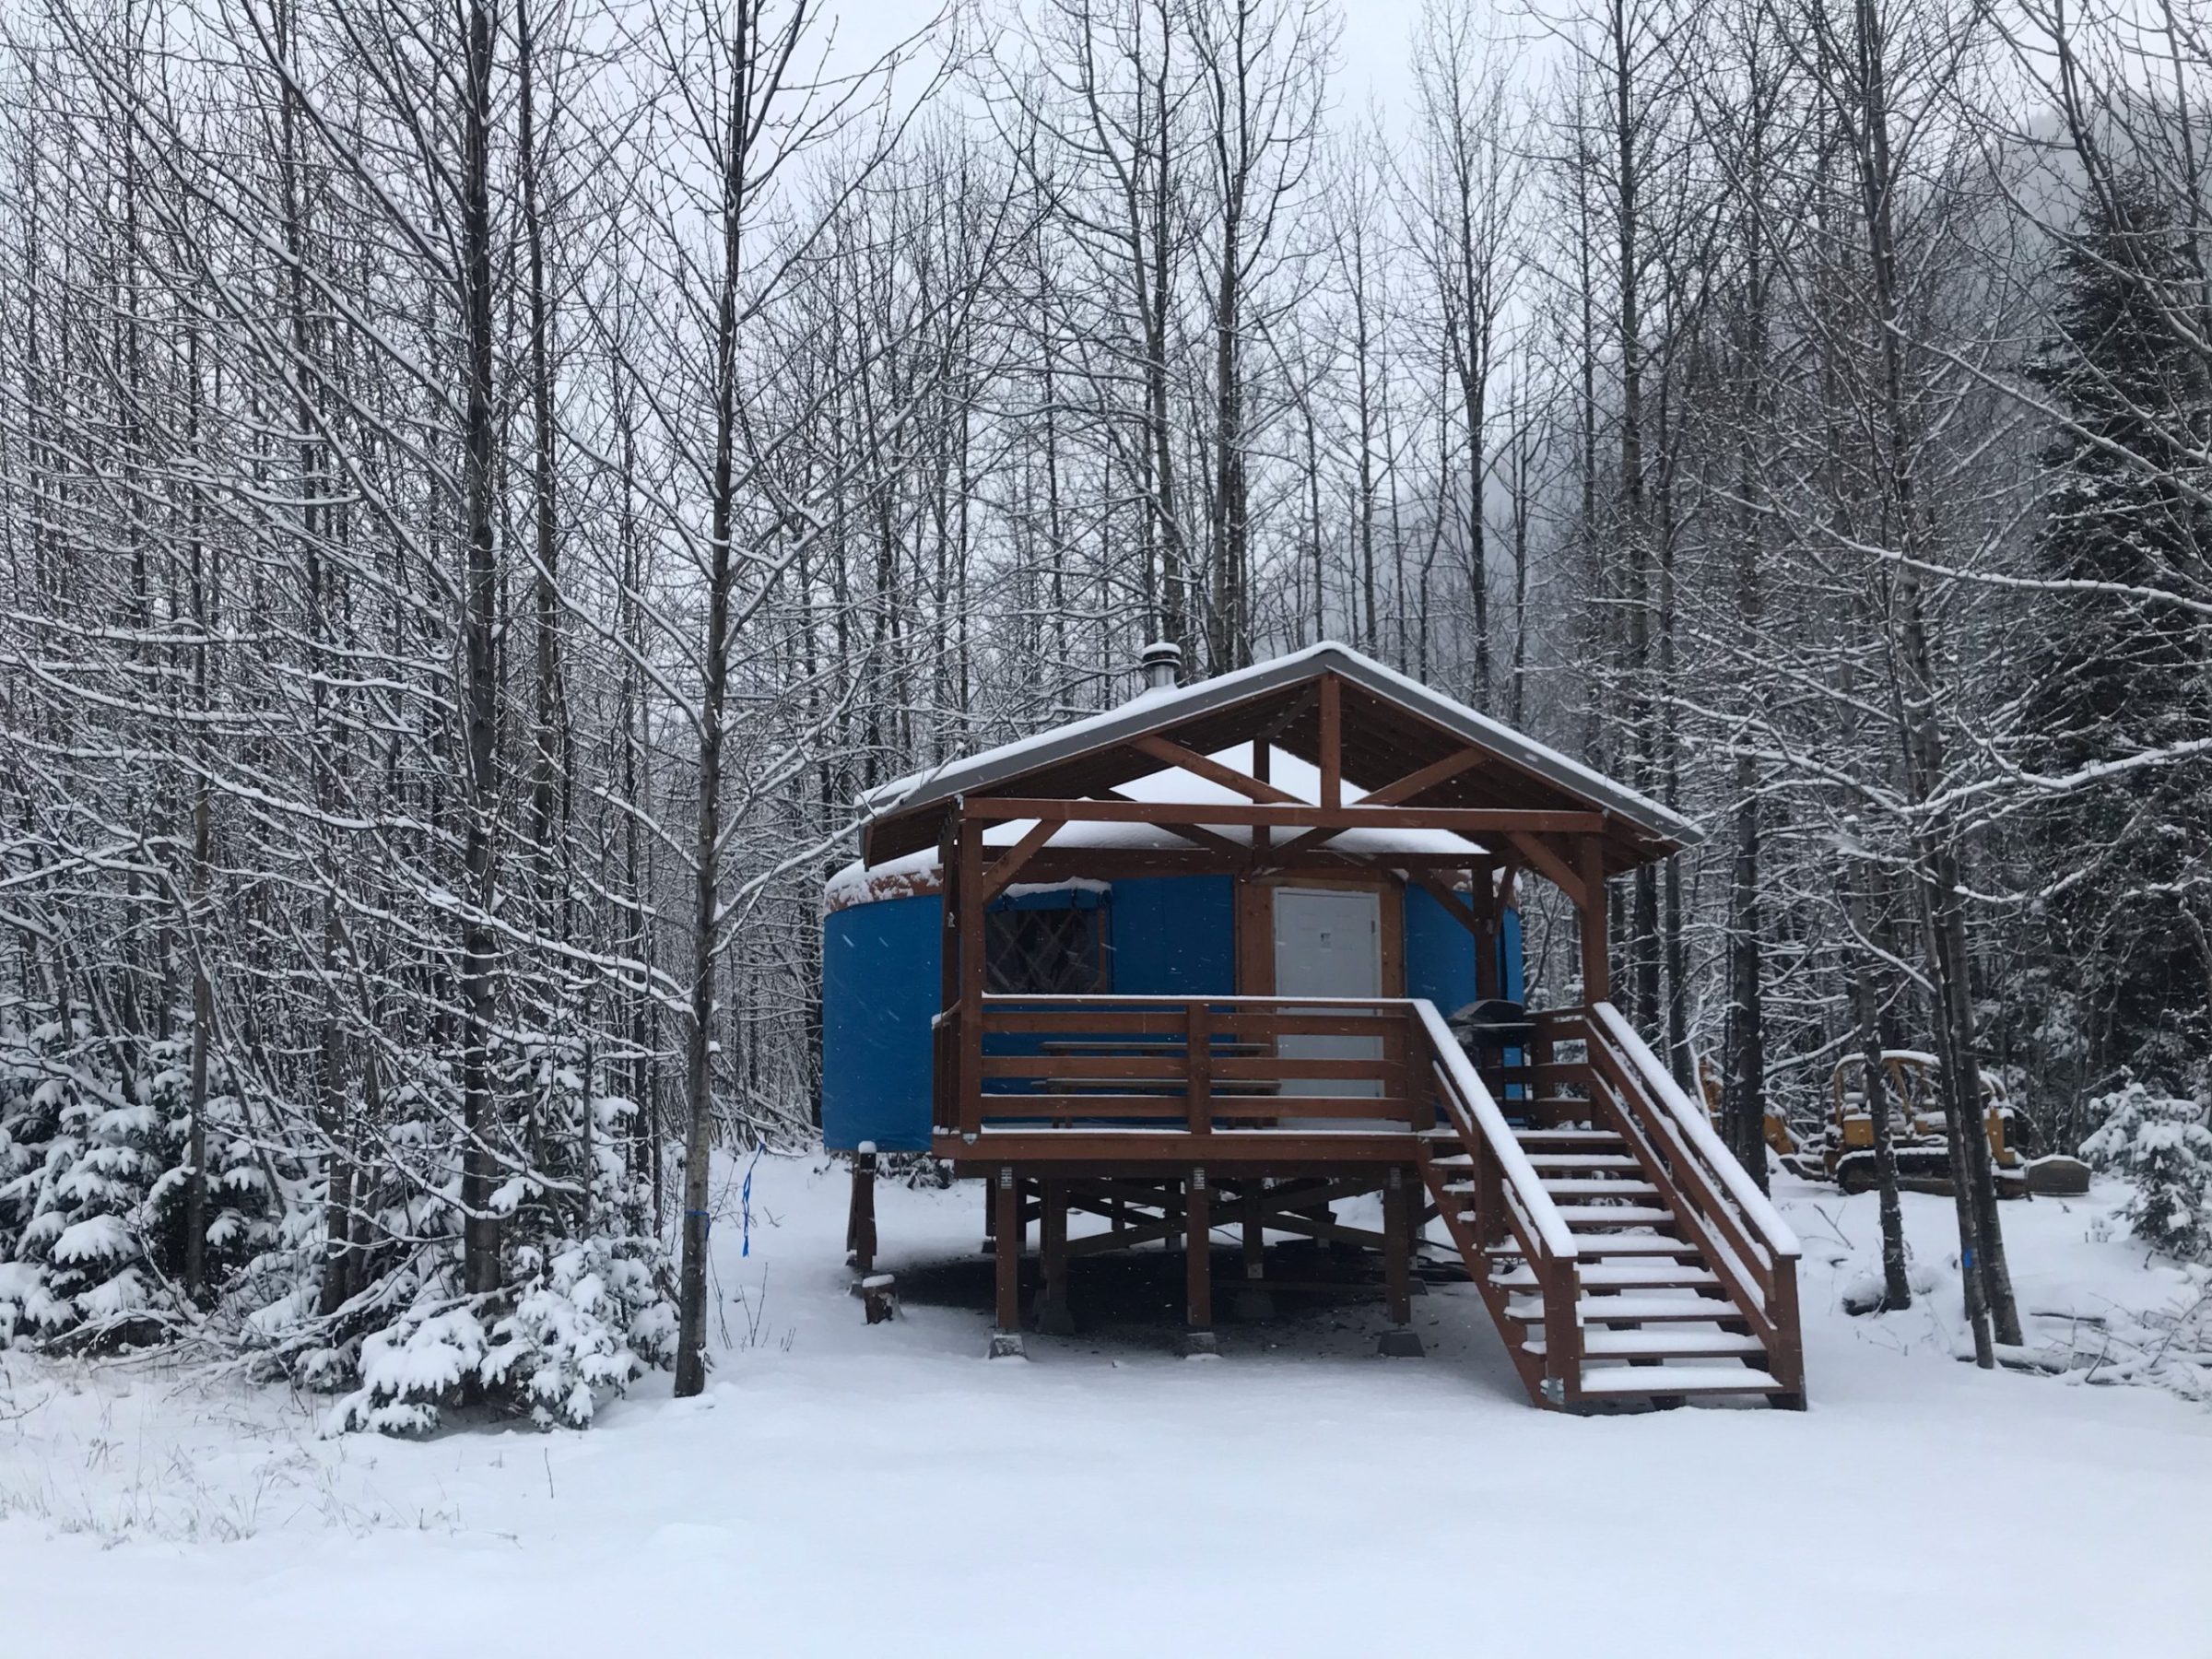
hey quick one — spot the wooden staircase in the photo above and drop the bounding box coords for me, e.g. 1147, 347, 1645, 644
1411, 1002, 1806, 1412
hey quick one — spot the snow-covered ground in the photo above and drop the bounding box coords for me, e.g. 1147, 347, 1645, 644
2, 1159, 2207, 1659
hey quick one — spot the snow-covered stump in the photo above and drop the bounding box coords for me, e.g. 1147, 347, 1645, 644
858, 1274, 898, 1324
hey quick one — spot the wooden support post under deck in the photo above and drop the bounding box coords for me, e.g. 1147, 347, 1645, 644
1383, 1168, 1411, 1323
1184, 1166, 1216, 1354
1578, 832, 1610, 1006
846, 1145, 877, 1273
990, 1166, 1024, 1357
1036, 1178, 1074, 1335
1237, 1179, 1264, 1277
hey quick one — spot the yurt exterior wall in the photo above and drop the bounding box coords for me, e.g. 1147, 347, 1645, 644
820, 876, 1521, 1153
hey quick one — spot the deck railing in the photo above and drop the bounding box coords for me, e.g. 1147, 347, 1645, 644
941, 993, 1435, 1136
1412, 999, 1589, 1404
1566, 1002, 1804, 1398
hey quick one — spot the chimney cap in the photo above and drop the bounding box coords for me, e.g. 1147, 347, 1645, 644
1137, 640, 1182, 692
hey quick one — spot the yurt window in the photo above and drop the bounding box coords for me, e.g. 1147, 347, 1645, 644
986, 890, 1111, 995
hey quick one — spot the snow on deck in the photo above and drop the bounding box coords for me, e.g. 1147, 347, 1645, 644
1, 1162, 2207, 1659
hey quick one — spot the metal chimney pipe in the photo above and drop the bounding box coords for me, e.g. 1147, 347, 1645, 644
1138, 640, 1182, 693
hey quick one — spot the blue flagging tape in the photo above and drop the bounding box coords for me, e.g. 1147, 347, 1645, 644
739, 1141, 764, 1258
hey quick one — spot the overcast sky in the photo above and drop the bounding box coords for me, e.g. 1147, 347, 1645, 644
816, 0, 1448, 136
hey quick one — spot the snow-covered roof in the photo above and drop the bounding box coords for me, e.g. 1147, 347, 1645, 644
827, 743, 1490, 910
855, 641, 1700, 871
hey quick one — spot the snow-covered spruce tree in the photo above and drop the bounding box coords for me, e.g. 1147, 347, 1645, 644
2018, 172, 2212, 1102
322, 1038, 675, 1435
0, 1023, 269, 1348
2084, 1078, 2212, 1261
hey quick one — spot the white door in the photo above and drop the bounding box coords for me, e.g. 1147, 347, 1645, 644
1272, 887, 1383, 1100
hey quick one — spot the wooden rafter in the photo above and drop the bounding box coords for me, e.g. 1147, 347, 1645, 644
1507, 830, 1585, 908
1128, 735, 1300, 804
1409, 871, 1482, 936
980, 816, 1060, 900
1361, 747, 1486, 806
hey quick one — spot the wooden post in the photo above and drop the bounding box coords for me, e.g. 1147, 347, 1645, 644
845, 1142, 877, 1272
1037, 1177, 1074, 1335
957, 815, 987, 1137
1183, 1166, 1216, 1354
1241, 1180, 1265, 1279
1474, 1132, 1503, 1252
1577, 833, 1610, 1006
1404, 1008, 1433, 1130
1771, 1255, 1807, 1409
989, 1165, 1024, 1358
1318, 673, 1342, 809
1380, 1165, 1422, 1355
1542, 1257, 1580, 1408
1187, 999, 1211, 1134
1472, 862, 1501, 1003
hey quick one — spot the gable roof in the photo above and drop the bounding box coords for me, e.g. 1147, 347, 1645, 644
856, 641, 1700, 873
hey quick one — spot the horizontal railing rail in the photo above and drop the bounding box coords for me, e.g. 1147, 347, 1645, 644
1410, 997, 1584, 1405
958, 994, 1428, 1135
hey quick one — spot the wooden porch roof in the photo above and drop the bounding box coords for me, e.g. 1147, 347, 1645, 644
858, 642, 1699, 876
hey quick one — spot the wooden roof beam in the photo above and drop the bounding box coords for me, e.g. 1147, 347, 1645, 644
1126, 734, 1301, 804
965, 798, 1604, 835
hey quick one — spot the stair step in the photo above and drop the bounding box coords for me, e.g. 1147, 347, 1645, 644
1575, 1366, 1787, 1397
1524, 1153, 1640, 1171
1512, 1128, 1619, 1145
1526, 1329, 1765, 1359
1557, 1206, 1677, 1228
1492, 1263, 1719, 1290
1506, 1293, 1738, 1324
1541, 1178, 1659, 1198
1485, 1234, 1700, 1259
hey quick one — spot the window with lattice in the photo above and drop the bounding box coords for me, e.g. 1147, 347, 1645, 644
986, 900, 1110, 994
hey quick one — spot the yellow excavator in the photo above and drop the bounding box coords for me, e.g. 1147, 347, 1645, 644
1703, 1051, 2090, 1198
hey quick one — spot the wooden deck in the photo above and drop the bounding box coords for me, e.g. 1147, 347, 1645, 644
909, 993, 1806, 1410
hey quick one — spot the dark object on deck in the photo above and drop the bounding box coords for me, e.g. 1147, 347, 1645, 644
1451, 997, 1535, 1039
1450, 997, 1535, 1057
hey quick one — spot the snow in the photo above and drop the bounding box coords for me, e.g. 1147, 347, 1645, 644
1, 1159, 2208, 1659
827, 741, 1492, 910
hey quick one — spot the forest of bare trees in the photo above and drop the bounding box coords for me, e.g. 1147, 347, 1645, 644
0, 0, 2205, 1419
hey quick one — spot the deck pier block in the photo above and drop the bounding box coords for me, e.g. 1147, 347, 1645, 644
1181, 1329, 1219, 1359
1378, 1328, 1425, 1358
987, 1330, 1028, 1359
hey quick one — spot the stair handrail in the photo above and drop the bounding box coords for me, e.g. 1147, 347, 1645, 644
1412, 998, 1580, 1263
1588, 1001, 1800, 1261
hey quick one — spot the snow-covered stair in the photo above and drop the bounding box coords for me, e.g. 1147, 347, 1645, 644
1416, 1004, 1806, 1414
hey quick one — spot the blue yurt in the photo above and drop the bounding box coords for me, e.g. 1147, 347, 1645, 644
821, 734, 1524, 1155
